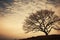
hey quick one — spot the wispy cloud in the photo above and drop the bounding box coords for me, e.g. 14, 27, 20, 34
0, 0, 55, 16
0, 0, 14, 16
47, 0, 60, 6
0, 0, 14, 8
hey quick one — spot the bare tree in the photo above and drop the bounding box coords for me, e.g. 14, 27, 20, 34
23, 10, 60, 36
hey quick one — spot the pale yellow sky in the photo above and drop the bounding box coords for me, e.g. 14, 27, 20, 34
0, 0, 60, 39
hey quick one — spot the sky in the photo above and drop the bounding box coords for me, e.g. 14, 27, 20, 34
0, 0, 60, 39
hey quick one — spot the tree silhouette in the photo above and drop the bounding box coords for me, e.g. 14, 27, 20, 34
23, 10, 60, 36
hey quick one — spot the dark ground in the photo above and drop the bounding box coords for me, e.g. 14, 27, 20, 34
22, 35, 60, 40
0, 35, 60, 40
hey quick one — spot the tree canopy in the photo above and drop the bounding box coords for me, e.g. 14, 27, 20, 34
23, 10, 60, 35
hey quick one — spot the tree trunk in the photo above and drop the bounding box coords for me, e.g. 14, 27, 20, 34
44, 32, 48, 36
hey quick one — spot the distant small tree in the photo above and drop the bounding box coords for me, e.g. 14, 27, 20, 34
23, 10, 60, 36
